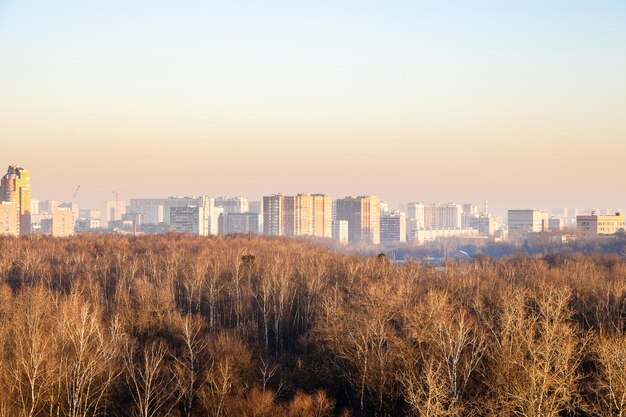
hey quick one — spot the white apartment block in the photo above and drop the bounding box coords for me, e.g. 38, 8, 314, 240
424, 203, 462, 229
100, 200, 126, 228
332, 220, 349, 245
215, 196, 249, 214
221, 212, 261, 234
127, 199, 166, 224
413, 228, 479, 245
508, 209, 549, 238
170, 205, 209, 236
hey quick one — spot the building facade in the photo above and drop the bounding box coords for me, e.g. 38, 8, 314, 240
52, 207, 75, 237
263, 194, 285, 236
127, 199, 166, 225
413, 228, 480, 245
170, 205, 209, 236
508, 209, 549, 239
263, 193, 333, 238
100, 200, 127, 229
0, 165, 31, 235
0, 202, 18, 236
335, 196, 381, 244
222, 212, 261, 235
577, 212, 625, 239
380, 211, 406, 243
424, 203, 462, 229
215, 196, 248, 214
332, 220, 349, 245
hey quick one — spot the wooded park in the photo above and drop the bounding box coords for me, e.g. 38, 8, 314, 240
0, 234, 623, 417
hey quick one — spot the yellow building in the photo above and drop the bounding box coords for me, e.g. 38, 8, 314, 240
311, 194, 333, 238
52, 207, 75, 237
0, 165, 31, 235
577, 212, 625, 239
0, 202, 19, 236
263, 193, 333, 238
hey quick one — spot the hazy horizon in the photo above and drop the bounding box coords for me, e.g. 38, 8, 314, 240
1, 1, 625, 216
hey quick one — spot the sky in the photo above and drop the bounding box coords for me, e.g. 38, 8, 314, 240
1, 1, 625, 216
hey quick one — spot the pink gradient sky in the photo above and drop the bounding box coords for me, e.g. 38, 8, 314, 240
1, 1, 625, 216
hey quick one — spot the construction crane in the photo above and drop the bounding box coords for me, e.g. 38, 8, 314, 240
72, 185, 80, 204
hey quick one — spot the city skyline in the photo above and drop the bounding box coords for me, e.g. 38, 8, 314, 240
7, 161, 626, 220
4, 163, 625, 244
1, 1, 625, 214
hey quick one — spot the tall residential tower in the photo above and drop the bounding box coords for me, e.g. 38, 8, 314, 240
0, 165, 31, 235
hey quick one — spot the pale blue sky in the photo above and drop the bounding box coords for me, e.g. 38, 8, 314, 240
1, 1, 625, 214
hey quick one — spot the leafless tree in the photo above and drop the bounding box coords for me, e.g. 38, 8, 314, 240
124, 340, 180, 417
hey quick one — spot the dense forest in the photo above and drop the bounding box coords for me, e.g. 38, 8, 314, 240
0, 234, 624, 417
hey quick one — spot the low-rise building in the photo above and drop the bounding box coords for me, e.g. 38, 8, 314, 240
413, 228, 479, 245
577, 212, 625, 239
508, 209, 549, 239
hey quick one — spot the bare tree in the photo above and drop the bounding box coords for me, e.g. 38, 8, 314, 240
200, 333, 253, 417
5, 287, 57, 417
589, 331, 626, 417
125, 340, 179, 417
55, 292, 124, 417
172, 314, 207, 417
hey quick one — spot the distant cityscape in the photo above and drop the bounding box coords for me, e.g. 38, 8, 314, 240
1, 165, 624, 244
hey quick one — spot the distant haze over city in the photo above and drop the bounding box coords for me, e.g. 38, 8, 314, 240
1, 1, 625, 216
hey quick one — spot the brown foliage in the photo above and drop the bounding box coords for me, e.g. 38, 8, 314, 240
0, 234, 623, 416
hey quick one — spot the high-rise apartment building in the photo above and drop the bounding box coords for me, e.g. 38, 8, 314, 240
380, 211, 406, 243
470, 215, 495, 236
424, 203, 462, 229
407, 202, 425, 241
263, 194, 285, 236
462, 204, 479, 229
311, 194, 333, 238
407, 203, 426, 228
170, 205, 210, 236
332, 220, 349, 244
215, 197, 248, 214
335, 196, 381, 244
0, 202, 19, 236
127, 199, 166, 224
222, 212, 261, 235
30, 199, 39, 215
407, 202, 462, 238
165, 197, 218, 234
52, 207, 75, 237
249, 200, 263, 233
263, 193, 333, 238
100, 200, 126, 228
39, 200, 60, 214
577, 212, 625, 239
0, 165, 31, 235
